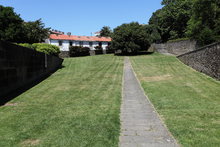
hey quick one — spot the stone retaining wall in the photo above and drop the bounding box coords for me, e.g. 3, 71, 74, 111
151, 40, 197, 56
59, 51, 70, 58
178, 42, 220, 80
0, 41, 63, 103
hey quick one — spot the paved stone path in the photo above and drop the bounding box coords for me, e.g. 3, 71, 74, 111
119, 57, 179, 147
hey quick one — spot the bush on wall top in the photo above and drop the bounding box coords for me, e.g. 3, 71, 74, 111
18, 43, 60, 56
33, 43, 60, 56
167, 38, 190, 43
17, 43, 34, 49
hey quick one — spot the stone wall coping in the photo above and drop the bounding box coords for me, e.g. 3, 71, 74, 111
177, 42, 220, 57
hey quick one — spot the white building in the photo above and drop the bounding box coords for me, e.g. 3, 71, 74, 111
46, 34, 111, 51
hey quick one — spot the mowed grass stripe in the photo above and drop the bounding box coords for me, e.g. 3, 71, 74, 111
0, 55, 124, 147
130, 53, 220, 147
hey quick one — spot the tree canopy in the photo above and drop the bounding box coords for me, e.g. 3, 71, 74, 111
149, 0, 220, 45
186, 0, 220, 45
111, 22, 151, 54
111, 0, 220, 53
0, 5, 24, 42
149, 0, 193, 42
0, 5, 49, 43
99, 26, 112, 37
23, 19, 50, 44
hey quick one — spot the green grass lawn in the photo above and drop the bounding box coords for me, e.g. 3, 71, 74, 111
130, 53, 220, 147
0, 55, 123, 147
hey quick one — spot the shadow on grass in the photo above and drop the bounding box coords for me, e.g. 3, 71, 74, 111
0, 65, 65, 106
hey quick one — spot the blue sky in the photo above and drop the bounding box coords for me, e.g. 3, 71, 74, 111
1, 0, 163, 36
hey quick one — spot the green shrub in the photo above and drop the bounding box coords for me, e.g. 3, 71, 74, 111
32, 43, 60, 56
81, 47, 90, 55
69, 46, 90, 57
167, 38, 190, 43
106, 45, 114, 54
18, 43, 60, 56
69, 46, 80, 57
94, 46, 103, 54
215, 36, 220, 42
18, 43, 34, 49
111, 22, 151, 55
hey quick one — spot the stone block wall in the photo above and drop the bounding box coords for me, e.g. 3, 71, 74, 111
0, 41, 63, 102
151, 40, 197, 56
178, 42, 220, 80
59, 51, 70, 58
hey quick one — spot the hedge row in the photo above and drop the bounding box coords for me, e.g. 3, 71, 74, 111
69, 46, 114, 57
69, 46, 90, 57
18, 43, 60, 56
106, 46, 114, 54
94, 46, 103, 55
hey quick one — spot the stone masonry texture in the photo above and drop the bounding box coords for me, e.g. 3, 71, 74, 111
150, 40, 197, 56
178, 42, 220, 80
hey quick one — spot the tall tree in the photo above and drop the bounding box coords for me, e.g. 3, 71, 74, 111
0, 5, 23, 42
111, 22, 151, 54
23, 19, 50, 44
0, 5, 50, 43
100, 26, 112, 37
149, 9, 168, 43
186, 0, 220, 45
149, 0, 193, 42
145, 24, 161, 43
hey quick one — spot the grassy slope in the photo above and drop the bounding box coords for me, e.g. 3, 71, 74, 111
130, 53, 220, 147
0, 55, 123, 147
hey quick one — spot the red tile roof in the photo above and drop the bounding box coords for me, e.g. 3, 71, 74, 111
49, 34, 111, 42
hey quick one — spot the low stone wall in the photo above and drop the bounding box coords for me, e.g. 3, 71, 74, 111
151, 40, 197, 56
0, 41, 63, 103
178, 42, 220, 80
59, 51, 70, 58
89, 50, 95, 56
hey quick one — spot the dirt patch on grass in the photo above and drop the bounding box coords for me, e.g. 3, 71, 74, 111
79, 85, 88, 90
4, 103, 19, 106
54, 86, 71, 91
104, 74, 116, 78
212, 120, 220, 125
185, 83, 202, 93
141, 74, 172, 82
21, 139, 40, 146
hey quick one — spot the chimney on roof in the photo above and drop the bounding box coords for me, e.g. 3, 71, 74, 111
67, 32, 71, 36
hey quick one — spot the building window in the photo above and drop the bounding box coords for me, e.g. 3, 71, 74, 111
58, 40, 62, 46
108, 42, 111, 46
89, 42, 93, 47
69, 41, 73, 46
79, 41, 83, 47
99, 42, 102, 47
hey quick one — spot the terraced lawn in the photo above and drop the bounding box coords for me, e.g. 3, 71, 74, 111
0, 55, 124, 147
130, 53, 220, 147
1, 53, 219, 147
